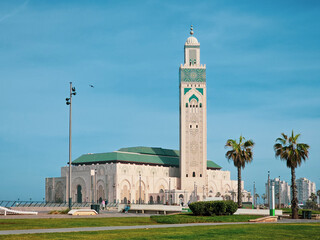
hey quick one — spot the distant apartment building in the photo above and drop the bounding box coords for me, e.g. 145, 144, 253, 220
296, 178, 316, 204
265, 178, 291, 207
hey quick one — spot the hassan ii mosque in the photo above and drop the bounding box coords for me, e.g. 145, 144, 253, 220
46, 26, 251, 205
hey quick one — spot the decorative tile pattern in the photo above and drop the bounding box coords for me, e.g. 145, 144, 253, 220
184, 45, 200, 48
189, 94, 199, 102
184, 88, 192, 95
196, 88, 203, 95
180, 68, 206, 82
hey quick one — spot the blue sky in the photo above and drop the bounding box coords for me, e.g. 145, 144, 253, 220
0, 0, 319, 201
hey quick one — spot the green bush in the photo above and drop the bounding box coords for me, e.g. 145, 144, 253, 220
213, 201, 227, 215
189, 201, 237, 216
189, 201, 206, 216
225, 200, 238, 215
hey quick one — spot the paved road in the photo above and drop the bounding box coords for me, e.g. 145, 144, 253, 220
0, 219, 319, 235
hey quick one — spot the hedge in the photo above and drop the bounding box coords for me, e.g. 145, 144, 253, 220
189, 200, 238, 216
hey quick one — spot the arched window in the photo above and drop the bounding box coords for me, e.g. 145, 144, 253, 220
193, 172, 195, 177
200, 103, 202, 108
186, 174, 188, 177
186, 103, 188, 107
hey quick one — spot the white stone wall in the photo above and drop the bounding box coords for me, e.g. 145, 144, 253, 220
46, 162, 241, 204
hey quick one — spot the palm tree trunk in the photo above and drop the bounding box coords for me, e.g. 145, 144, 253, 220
238, 167, 242, 208
291, 167, 298, 219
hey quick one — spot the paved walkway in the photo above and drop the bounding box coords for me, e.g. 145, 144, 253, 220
0, 219, 319, 235
0, 211, 151, 219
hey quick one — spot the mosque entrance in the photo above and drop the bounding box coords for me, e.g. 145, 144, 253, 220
77, 185, 82, 203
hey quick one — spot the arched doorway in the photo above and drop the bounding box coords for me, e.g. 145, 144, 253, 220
157, 195, 160, 204
149, 196, 154, 204
121, 185, 130, 204
77, 185, 82, 203
97, 185, 105, 203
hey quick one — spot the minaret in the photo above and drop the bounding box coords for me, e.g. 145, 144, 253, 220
179, 26, 207, 199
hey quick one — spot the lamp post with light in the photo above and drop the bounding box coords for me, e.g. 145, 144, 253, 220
66, 82, 76, 209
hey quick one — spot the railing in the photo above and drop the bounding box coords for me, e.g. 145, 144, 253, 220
0, 200, 94, 208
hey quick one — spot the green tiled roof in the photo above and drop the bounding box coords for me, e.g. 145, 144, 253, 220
72, 146, 222, 169
118, 147, 179, 157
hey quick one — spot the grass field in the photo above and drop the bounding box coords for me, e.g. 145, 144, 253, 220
0, 217, 155, 231
281, 208, 320, 215
151, 214, 261, 224
0, 214, 262, 230
1, 223, 319, 239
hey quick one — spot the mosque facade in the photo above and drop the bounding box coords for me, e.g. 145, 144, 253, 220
45, 27, 250, 205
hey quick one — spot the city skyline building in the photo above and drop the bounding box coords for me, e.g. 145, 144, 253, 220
265, 178, 291, 207
296, 177, 316, 204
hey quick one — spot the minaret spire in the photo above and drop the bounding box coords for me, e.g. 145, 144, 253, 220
190, 25, 194, 35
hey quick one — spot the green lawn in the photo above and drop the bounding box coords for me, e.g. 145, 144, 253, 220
1, 223, 319, 239
281, 208, 320, 215
0, 217, 156, 231
0, 214, 262, 230
151, 213, 262, 224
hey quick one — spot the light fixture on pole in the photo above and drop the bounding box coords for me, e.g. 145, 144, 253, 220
66, 82, 76, 209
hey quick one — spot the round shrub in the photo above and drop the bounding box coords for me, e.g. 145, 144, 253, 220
189, 201, 206, 216
225, 200, 238, 215
212, 201, 227, 215
189, 201, 235, 216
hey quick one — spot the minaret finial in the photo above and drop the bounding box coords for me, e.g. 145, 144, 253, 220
190, 25, 194, 35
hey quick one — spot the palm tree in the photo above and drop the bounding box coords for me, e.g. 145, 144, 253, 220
274, 131, 309, 219
310, 193, 317, 202
261, 194, 267, 205
247, 193, 251, 202
254, 193, 260, 206
225, 136, 254, 208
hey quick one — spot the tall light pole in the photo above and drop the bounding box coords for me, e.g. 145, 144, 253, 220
278, 176, 281, 209
253, 181, 256, 208
139, 173, 141, 204
267, 171, 270, 207
66, 82, 76, 209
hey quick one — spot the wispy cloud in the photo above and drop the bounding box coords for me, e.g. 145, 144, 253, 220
0, 0, 29, 23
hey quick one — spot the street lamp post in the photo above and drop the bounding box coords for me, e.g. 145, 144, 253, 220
139, 173, 141, 204
267, 171, 270, 207
66, 82, 76, 209
278, 176, 281, 209
253, 181, 256, 208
